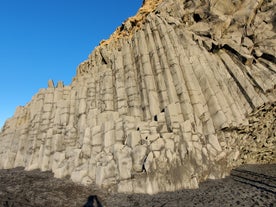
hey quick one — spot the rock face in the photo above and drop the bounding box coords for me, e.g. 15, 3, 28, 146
0, 0, 275, 194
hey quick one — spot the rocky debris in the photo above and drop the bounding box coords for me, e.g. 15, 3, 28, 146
100, 0, 163, 46
0, 0, 276, 194
0, 164, 275, 207
223, 102, 276, 165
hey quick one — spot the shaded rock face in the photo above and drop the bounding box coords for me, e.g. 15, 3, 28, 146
0, 0, 275, 194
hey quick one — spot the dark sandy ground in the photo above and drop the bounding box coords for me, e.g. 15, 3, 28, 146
0, 164, 275, 207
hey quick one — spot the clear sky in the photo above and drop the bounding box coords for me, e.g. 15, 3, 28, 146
0, 0, 142, 128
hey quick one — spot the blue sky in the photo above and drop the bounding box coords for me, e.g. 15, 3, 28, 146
0, 0, 142, 128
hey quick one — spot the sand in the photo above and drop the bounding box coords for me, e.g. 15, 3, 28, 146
0, 164, 275, 207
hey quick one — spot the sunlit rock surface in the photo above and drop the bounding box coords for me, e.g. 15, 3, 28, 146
0, 0, 275, 194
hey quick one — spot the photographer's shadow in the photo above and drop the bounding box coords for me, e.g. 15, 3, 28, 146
83, 195, 103, 207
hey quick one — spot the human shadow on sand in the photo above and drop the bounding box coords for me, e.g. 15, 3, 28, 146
83, 195, 103, 207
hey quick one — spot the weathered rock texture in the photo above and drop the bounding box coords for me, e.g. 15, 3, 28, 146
0, 0, 275, 194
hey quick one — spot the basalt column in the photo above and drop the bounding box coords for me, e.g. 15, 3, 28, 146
0, 0, 275, 194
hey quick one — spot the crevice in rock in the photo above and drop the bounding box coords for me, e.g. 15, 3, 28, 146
222, 45, 266, 95
210, 43, 220, 53
101, 57, 108, 65
193, 13, 202, 22
261, 53, 276, 64
228, 52, 266, 95
272, 13, 276, 31
245, 72, 266, 94
257, 58, 276, 74
220, 55, 255, 110
222, 44, 247, 64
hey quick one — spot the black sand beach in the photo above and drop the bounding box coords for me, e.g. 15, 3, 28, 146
0, 164, 275, 207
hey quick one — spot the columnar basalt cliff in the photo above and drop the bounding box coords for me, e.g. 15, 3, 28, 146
0, 0, 275, 194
